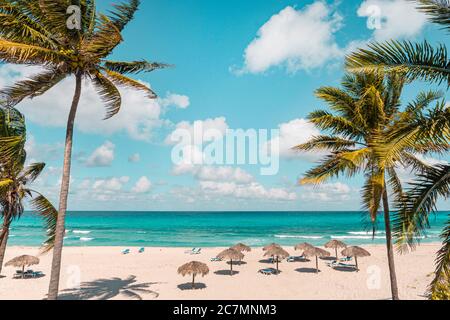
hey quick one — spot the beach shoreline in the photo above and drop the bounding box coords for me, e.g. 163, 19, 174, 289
0, 243, 440, 300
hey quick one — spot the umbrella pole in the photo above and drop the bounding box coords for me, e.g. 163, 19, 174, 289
22, 265, 25, 279
192, 274, 195, 289
230, 259, 233, 275
355, 257, 358, 272
335, 248, 338, 259
276, 256, 279, 274
315, 256, 318, 273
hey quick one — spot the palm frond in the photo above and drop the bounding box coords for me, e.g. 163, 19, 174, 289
81, 15, 122, 59
416, 0, 450, 31
346, 40, 450, 86
19, 163, 45, 183
107, 0, 140, 31
0, 68, 66, 104
429, 215, 450, 299
92, 72, 122, 119
294, 135, 359, 152
308, 110, 363, 139
104, 69, 156, 98
361, 169, 385, 222
103, 60, 171, 74
0, 39, 66, 65
28, 192, 58, 253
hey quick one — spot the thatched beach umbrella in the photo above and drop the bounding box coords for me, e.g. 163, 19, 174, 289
303, 247, 330, 273
5, 255, 39, 278
177, 261, 209, 289
324, 240, 347, 259
294, 242, 314, 252
217, 248, 244, 275
263, 243, 281, 251
263, 246, 290, 274
232, 243, 251, 253
341, 246, 370, 271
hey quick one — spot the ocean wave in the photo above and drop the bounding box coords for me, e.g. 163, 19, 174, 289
79, 237, 94, 242
274, 235, 323, 239
347, 231, 385, 235
331, 235, 385, 239
73, 230, 91, 235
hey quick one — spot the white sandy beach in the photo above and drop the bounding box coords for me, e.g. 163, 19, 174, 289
0, 244, 440, 300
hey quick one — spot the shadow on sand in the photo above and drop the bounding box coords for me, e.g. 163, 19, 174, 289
214, 270, 239, 276
295, 268, 321, 274
320, 257, 337, 261
332, 267, 358, 273
258, 259, 278, 264
58, 275, 159, 300
226, 260, 247, 266
177, 283, 207, 290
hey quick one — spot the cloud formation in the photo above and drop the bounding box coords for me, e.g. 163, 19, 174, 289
85, 141, 115, 167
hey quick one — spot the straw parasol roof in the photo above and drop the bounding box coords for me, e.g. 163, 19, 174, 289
324, 240, 347, 258
217, 248, 244, 276
303, 247, 330, 273
341, 246, 370, 258
341, 246, 370, 271
5, 255, 39, 268
177, 261, 209, 289
177, 261, 209, 277
294, 242, 314, 251
263, 243, 281, 251
231, 243, 251, 253
263, 246, 290, 274
217, 248, 244, 261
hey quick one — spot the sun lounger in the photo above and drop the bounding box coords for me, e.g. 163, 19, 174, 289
340, 256, 352, 262
185, 248, 201, 255
122, 249, 130, 255
327, 261, 357, 270
138, 247, 145, 253
259, 268, 276, 275
210, 257, 222, 262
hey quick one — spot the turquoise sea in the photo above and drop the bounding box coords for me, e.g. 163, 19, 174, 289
7, 211, 447, 247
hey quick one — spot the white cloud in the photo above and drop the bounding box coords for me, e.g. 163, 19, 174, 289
25, 135, 64, 163
357, 0, 428, 41
160, 93, 190, 109
173, 165, 254, 184
267, 118, 323, 160
92, 176, 130, 191
200, 181, 297, 201
237, 2, 343, 74
166, 117, 229, 145
85, 141, 115, 167
0, 65, 188, 141
132, 176, 152, 193
300, 182, 351, 201
128, 153, 141, 163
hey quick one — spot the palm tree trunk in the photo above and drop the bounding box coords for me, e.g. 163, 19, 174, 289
0, 224, 10, 275
47, 73, 83, 300
382, 188, 400, 300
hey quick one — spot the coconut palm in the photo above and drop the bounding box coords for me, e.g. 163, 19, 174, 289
0, 0, 168, 299
346, 1, 450, 86
392, 164, 450, 299
0, 107, 57, 275
294, 72, 447, 300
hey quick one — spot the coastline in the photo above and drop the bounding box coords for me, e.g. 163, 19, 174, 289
0, 243, 440, 300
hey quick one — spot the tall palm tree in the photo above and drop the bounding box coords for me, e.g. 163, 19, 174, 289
0, 0, 168, 299
392, 164, 449, 299
294, 72, 447, 300
0, 106, 58, 275
346, 0, 450, 86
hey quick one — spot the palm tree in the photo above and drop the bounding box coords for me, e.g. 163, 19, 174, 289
392, 162, 449, 299
0, 0, 168, 299
0, 106, 58, 275
294, 72, 447, 300
346, 0, 450, 86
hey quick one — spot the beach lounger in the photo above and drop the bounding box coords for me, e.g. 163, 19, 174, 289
340, 256, 352, 262
259, 268, 276, 275
327, 261, 357, 270
210, 257, 222, 262
185, 248, 202, 255
287, 256, 296, 262
122, 249, 130, 255
138, 247, 145, 253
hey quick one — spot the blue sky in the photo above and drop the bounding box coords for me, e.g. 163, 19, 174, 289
2, 0, 449, 211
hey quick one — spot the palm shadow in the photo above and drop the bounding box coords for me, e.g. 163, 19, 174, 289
214, 270, 239, 276
295, 268, 320, 274
58, 275, 159, 300
177, 283, 207, 290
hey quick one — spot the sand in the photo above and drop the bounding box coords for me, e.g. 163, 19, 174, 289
0, 243, 440, 300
